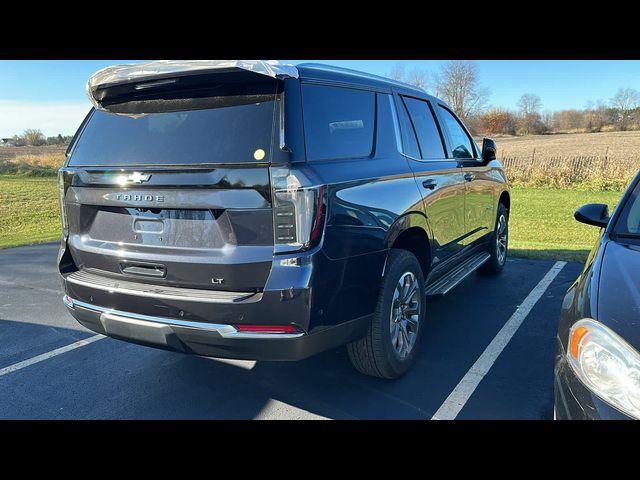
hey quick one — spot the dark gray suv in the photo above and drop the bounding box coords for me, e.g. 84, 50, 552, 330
58, 60, 510, 378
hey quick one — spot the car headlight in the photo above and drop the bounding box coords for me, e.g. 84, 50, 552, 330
567, 318, 640, 419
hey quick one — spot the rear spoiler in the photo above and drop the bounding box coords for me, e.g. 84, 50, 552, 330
86, 60, 299, 113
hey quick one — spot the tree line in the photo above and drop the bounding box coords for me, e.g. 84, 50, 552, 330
5, 129, 72, 147
389, 61, 640, 136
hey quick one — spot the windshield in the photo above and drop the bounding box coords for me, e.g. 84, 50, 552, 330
615, 180, 640, 236
68, 94, 279, 166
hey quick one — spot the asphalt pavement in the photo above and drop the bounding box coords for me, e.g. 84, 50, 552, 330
0, 243, 582, 419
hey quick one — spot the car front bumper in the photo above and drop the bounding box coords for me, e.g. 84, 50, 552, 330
554, 344, 633, 420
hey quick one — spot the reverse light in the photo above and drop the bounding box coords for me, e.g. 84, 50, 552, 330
567, 318, 640, 419
236, 325, 298, 334
270, 167, 325, 254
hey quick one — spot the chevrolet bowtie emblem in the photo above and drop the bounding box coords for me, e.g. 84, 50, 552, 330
121, 172, 152, 184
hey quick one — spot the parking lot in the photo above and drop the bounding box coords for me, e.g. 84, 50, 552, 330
0, 243, 581, 419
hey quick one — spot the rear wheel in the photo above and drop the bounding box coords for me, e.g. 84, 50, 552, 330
347, 249, 426, 379
479, 203, 509, 275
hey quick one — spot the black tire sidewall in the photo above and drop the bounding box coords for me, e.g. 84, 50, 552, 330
479, 203, 509, 275
494, 204, 509, 268
376, 250, 426, 377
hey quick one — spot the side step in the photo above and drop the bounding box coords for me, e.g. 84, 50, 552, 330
425, 252, 491, 299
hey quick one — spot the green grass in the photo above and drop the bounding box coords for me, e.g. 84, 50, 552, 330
509, 187, 622, 262
0, 177, 625, 264
0, 176, 60, 249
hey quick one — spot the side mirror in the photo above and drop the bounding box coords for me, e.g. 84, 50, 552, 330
575, 203, 610, 228
482, 137, 497, 162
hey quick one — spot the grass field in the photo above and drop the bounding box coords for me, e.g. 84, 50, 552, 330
509, 187, 621, 261
0, 176, 60, 249
0, 176, 624, 263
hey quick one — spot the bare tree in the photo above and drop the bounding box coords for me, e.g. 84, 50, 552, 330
22, 129, 45, 146
541, 110, 554, 131
552, 109, 584, 132
433, 60, 490, 122
517, 94, 542, 116
584, 100, 612, 132
389, 62, 406, 82
610, 88, 639, 131
517, 94, 545, 135
406, 67, 428, 90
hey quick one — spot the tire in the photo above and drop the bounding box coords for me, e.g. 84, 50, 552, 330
347, 249, 426, 379
479, 203, 509, 275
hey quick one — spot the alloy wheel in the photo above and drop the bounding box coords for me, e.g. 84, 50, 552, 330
390, 272, 421, 359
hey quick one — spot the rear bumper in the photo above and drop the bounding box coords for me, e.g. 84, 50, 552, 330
63, 295, 369, 361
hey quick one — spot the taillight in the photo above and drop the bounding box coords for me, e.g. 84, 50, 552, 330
270, 167, 325, 254
57, 169, 69, 238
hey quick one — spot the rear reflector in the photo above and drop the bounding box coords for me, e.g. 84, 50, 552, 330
63, 295, 74, 308
235, 325, 298, 334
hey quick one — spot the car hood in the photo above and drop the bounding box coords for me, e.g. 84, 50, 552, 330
597, 240, 640, 350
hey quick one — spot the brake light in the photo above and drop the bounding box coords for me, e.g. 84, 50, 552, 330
270, 167, 325, 254
236, 325, 299, 334
57, 169, 69, 238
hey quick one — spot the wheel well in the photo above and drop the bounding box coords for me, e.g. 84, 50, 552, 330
499, 191, 510, 214
390, 227, 431, 277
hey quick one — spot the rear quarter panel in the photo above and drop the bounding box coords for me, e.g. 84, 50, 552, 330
308, 154, 426, 328
301, 87, 427, 328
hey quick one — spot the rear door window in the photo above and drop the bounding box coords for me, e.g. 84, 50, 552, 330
402, 96, 446, 160
396, 96, 421, 159
301, 84, 375, 161
437, 106, 476, 160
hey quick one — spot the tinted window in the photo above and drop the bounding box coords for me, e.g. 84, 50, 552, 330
402, 97, 445, 160
376, 94, 402, 156
616, 183, 640, 235
438, 106, 475, 159
69, 97, 278, 166
302, 85, 375, 161
396, 97, 421, 159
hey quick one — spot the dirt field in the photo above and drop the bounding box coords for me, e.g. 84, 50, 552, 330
487, 131, 640, 160
0, 145, 66, 162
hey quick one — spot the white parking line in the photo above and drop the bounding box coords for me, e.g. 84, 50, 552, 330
0, 334, 105, 377
431, 261, 567, 420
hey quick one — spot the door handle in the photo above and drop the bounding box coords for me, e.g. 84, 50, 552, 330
422, 179, 437, 190
464, 173, 476, 182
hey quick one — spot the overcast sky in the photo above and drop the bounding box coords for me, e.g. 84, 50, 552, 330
1, 60, 639, 138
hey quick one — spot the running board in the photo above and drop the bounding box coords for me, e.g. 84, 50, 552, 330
425, 252, 491, 299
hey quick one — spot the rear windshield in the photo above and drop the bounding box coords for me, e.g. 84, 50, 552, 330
68, 95, 279, 166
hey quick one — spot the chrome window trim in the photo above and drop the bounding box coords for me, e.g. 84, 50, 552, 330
388, 94, 403, 154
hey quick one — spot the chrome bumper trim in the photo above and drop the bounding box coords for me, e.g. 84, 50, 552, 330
63, 296, 304, 339
65, 269, 260, 304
